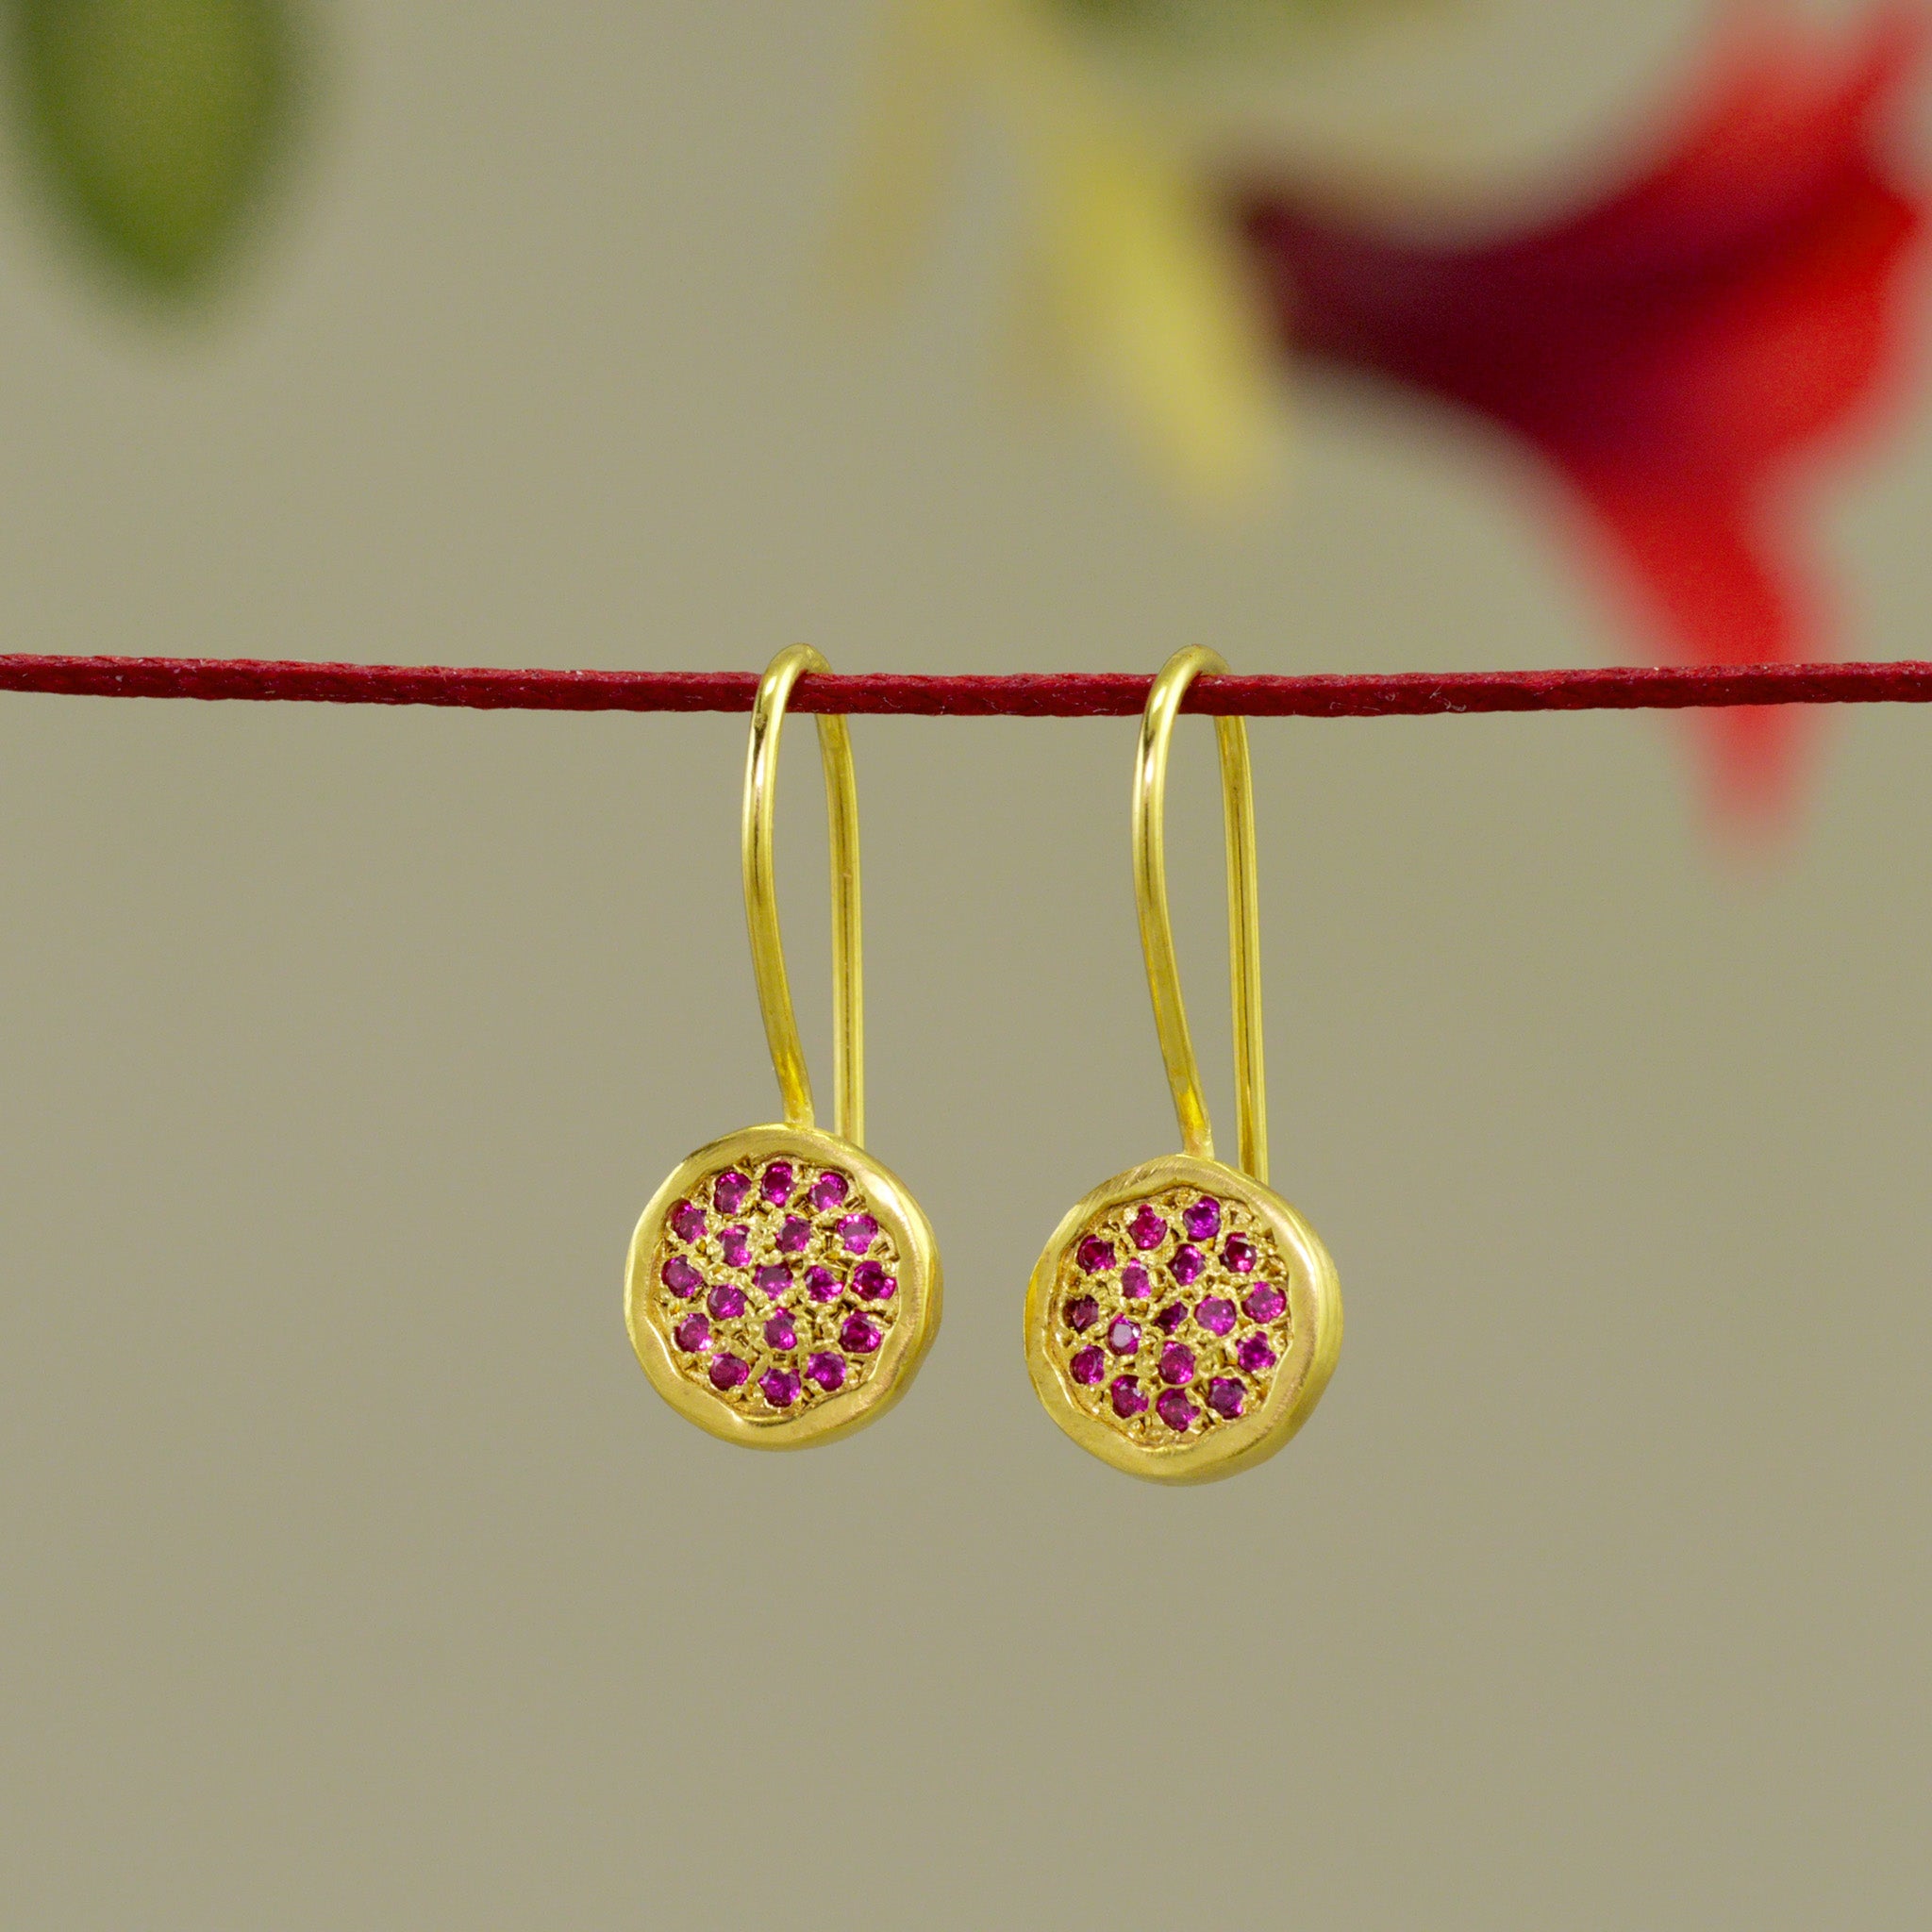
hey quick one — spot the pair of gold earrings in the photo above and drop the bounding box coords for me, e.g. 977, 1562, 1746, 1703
625, 645, 1341, 1484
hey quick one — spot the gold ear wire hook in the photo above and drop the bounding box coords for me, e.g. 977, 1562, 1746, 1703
741, 644, 864, 1145
1133, 646, 1267, 1185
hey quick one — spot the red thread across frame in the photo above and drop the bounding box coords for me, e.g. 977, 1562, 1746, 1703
3, 654, 1932, 717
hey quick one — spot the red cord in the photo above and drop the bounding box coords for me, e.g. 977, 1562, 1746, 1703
4, 653, 1932, 716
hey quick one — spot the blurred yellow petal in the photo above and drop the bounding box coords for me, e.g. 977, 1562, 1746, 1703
828, 0, 969, 307
1032, 101, 1277, 497
841, 0, 1282, 501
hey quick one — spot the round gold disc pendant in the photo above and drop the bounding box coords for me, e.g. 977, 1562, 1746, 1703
627, 1123, 941, 1449
1026, 1154, 1341, 1484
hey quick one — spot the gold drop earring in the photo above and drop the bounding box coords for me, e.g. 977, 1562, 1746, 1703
625, 645, 942, 1448
1025, 647, 1341, 1483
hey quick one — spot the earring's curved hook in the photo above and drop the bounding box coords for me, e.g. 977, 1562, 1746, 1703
1133, 646, 1267, 1184
742, 643, 863, 1145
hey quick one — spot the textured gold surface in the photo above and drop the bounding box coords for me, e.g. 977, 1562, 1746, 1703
628, 1123, 941, 1450
646, 1148, 900, 1416
1044, 1179, 1291, 1446
1026, 1154, 1340, 1484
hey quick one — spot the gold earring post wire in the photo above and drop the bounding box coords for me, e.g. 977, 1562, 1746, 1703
1133, 646, 1268, 1184
741, 644, 864, 1145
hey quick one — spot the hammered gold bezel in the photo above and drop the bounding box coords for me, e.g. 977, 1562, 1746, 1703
1025, 1153, 1341, 1485
626, 1122, 941, 1450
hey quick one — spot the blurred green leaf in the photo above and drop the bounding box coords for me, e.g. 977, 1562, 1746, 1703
10, 0, 295, 294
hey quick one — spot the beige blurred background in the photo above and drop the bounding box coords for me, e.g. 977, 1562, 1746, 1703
2, 2, 1928, 1925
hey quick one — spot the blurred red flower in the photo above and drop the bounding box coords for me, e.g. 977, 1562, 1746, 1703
1241, 9, 1927, 820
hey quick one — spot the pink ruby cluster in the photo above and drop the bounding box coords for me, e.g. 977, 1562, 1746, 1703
654, 1156, 899, 1416
1058, 1188, 1291, 1441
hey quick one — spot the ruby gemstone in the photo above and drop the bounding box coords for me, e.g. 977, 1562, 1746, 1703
1237, 1335, 1277, 1375
760, 1162, 795, 1207
708, 1352, 749, 1391
1223, 1235, 1257, 1274
1243, 1283, 1287, 1324
838, 1213, 880, 1256
1109, 1376, 1149, 1419
669, 1201, 707, 1245
1063, 1294, 1099, 1332
806, 1351, 847, 1392
713, 1171, 752, 1214
1156, 1390, 1198, 1433
776, 1215, 812, 1254
1120, 1263, 1152, 1300
1196, 1295, 1238, 1336
809, 1171, 850, 1213
1129, 1205, 1168, 1251
841, 1312, 882, 1355
718, 1225, 752, 1269
1158, 1342, 1195, 1386
1070, 1345, 1106, 1386
708, 1282, 747, 1321
764, 1311, 798, 1350
852, 1260, 896, 1301
661, 1257, 704, 1298
673, 1314, 711, 1354
759, 1368, 802, 1407
1206, 1376, 1245, 1420
1182, 1197, 1222, 1241
1107, 1317, 1141, 1357
754, 1263, 791, 1296
1075, 1236, 1115, 1275
1170, 1245, 1206, 1286
1155, 1302, 1189, 1334
803, 1265, 841, 1304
